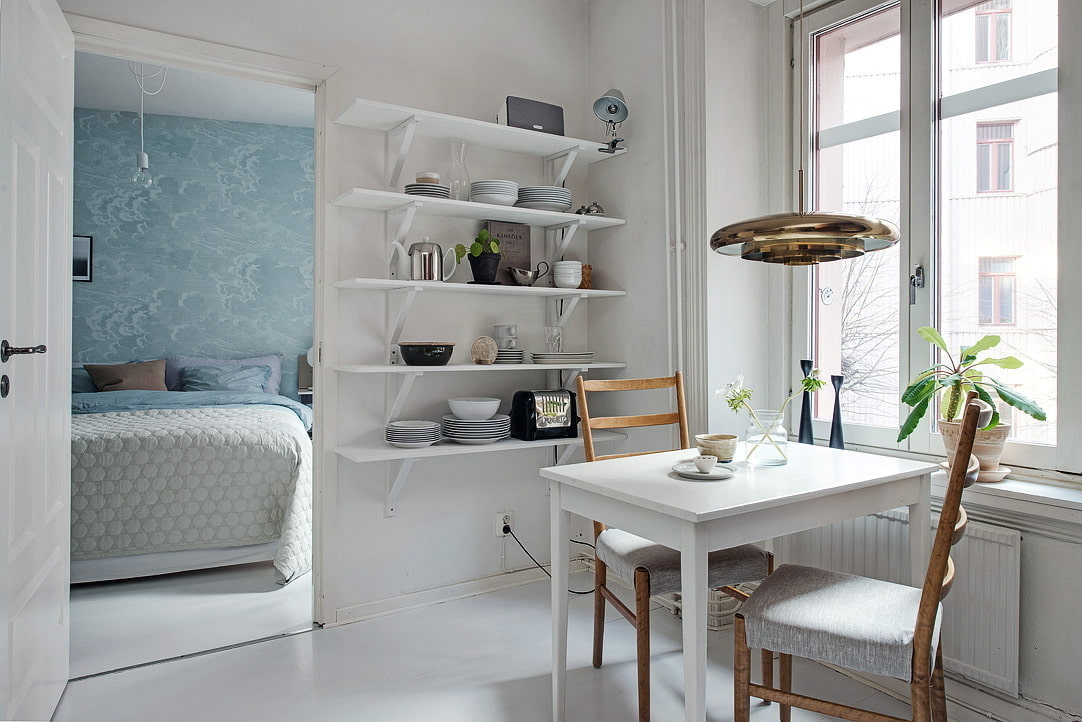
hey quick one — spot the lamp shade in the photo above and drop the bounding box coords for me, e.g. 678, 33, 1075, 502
709, 211, 900, 266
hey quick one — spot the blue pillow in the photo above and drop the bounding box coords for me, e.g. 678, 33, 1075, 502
179, 365, 273, 393
72, 367, 98, 394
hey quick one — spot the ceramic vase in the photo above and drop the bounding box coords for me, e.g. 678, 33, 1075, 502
467, 252, 502, 284
798, 359, 814, 444
745, 410, 788, 466
829, 374, 845, 450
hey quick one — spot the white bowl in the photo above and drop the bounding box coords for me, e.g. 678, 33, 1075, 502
448, 396, 501, 420
470, 193, 518, 206
554, 277, 581, 289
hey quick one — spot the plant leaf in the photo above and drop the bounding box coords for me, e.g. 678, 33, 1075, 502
898, 396, 932, 442
974, 356, 1024, 369
918, 327, 948, 352
962, 335, 1000, 356
988, 378, 1047, 421
971, 383, 1001, 429
901, 375, 940, 406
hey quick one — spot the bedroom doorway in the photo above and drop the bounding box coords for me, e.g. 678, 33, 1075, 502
68, 47, 320, 677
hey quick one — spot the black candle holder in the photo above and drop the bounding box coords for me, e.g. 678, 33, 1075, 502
798, 359, 814, 444
829, 374, 845, 450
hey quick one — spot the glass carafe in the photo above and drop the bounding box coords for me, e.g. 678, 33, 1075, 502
446, 140, 471, 201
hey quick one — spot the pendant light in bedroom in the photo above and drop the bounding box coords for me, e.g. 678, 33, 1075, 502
128, 61, 168, 189
709, 0, 899, 265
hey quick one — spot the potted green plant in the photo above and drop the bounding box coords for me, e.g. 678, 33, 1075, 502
898, 327, 1045, 473
454, 229, 501, 284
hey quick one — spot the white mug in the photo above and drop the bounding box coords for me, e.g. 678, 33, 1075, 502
694, 455, 718, 473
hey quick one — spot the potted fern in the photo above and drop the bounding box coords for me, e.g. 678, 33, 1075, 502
898, 327, 1046, 475
454, 229, 501, 284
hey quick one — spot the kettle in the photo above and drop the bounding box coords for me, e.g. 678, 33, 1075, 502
388, 237, 457, 281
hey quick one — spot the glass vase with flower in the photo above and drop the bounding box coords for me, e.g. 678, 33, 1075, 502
716, 371, 825, 466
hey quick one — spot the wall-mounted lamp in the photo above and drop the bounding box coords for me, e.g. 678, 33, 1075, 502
593, 89, 628, 154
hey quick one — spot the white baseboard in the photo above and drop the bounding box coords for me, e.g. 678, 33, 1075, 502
835, 667, 1078, 722
330, 558, 590, 627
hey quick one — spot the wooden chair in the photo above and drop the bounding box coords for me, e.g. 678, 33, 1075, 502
733, 392, 988, 722
576, 372, 774, 722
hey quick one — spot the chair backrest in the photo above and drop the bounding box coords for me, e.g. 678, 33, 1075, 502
911, 392, 988, 682
576, 372, 690, 463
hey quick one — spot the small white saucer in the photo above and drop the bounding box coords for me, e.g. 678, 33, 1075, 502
672, 462, 735, 481
938, 461, 1011, 483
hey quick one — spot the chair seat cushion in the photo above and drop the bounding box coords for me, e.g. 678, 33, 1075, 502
740, 564, 942, 681
595, 528, 770, 597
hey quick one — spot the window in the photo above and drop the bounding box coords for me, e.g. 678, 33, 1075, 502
796, 0, 1060, 462
976, 122, 1015, 192
978, 257, 1017, 325
976, 0, 1012, 64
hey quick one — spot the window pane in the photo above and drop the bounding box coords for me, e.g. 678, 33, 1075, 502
976, 142, 991, 191
942, 0, 1054, 96
938, 94, 1057, 445
994, 13, 1011, 61
975, 14, 990, 63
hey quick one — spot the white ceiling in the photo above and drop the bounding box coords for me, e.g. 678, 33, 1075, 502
74, 51, 314, 128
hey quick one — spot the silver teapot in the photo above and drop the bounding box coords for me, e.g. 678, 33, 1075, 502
389, 237, 456, 281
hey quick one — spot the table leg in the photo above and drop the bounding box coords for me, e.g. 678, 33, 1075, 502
551, 483, 571, 722
909, 473, 932, 586
680, 522, 709, 722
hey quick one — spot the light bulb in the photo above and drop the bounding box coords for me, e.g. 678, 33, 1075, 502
132, 151, 152, 188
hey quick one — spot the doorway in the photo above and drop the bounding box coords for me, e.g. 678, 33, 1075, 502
68, 47, 318, 677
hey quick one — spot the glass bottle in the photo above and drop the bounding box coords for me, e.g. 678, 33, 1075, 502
445, 140, 471, 201
744, 409, 788, 466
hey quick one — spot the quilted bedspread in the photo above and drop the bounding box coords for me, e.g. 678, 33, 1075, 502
71, 405, 312, 582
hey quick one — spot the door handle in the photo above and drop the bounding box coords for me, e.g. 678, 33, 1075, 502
1, 340, 47, 363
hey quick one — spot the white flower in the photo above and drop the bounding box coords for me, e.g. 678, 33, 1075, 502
715, 375, 746, 401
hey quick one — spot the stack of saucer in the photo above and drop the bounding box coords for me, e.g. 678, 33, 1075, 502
553, 260, 583, 289
404, 183, 451, 198
531, 351, 594, 365
516, 186, 572, 211
385, 420, 441, 448
495, 348, 526, 364
469, 180, 518, 206
441, 414, 511, 445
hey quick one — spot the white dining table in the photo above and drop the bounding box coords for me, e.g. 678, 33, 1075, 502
541, 442, 939, 722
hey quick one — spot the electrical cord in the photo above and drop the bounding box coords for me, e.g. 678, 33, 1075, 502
505, 525, 594, 595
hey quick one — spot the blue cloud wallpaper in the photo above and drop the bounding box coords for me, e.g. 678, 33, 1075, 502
72, 108, 314, 398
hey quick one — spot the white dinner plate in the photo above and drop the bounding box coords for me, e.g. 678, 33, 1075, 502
671, 462, 735, 481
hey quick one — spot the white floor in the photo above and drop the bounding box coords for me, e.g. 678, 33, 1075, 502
55, 570, 912, 721
68, 562, 313, 679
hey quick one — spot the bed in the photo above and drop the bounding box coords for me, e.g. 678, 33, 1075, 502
70, 388, 313, 584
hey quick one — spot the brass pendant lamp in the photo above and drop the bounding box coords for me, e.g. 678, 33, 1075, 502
710, 0, 899, 266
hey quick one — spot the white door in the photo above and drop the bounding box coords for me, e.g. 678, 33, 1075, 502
0, 0, 74, 718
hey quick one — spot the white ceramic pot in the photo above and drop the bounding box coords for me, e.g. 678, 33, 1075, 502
939, 419, 1010, 471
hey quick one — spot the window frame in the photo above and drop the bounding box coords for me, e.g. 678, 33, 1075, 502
975, 0, 1012, 64
976, 120, 1016, 193
785, 0, 1070, 474
977, 255, 1018, 325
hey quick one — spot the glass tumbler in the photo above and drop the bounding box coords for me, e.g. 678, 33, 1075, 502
544, 326, 563, 353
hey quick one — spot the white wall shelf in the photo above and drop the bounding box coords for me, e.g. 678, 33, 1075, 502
336, 430, 625, 516
335, 363, 625, 374
331, 188, 624, 231
335, 97, 626, 187
333, 277, 625, 298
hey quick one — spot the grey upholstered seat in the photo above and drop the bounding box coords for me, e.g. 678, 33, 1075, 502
740, 563, 942, 681
595, 528, 772, 597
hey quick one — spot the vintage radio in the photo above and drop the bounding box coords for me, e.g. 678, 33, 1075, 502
496, 96, 565, 136
510, 389, 579, 441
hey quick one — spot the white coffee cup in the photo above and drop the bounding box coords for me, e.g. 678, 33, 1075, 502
693, 455, 718, 473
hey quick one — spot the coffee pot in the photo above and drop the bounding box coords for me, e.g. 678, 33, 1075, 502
389, 237, 456, 281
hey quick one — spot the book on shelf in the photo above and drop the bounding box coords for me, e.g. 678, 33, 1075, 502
484, 220, 530, 286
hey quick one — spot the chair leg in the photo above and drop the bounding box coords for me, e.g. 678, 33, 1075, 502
779, 652, 792, 722
591, 557, 608, 669
910, 679, 932, 722
634, 569, 651, 722
931, 642, 948, 722
734, 615, 752, 722
760, 649, 774, 705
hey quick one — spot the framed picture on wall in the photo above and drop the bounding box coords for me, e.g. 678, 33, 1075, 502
73, 235, 92, 282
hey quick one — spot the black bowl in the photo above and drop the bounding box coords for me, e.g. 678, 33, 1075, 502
399, 342, 454, 366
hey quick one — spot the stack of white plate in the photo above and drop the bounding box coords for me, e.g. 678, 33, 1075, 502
441, 414, 511, 444
385, 420, 441, 448
495, 349, 526, 364
469, 180, 518, 206
531, 352, 595, 365
516, 186, 572, 211
404, 183, 451, 198
553, 260, 583, 289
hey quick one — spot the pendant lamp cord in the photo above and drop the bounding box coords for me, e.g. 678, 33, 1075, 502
797, 0, 807, 216
128, 62, 169, 155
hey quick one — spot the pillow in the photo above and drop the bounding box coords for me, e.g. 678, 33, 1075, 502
179, 364, 272, 393
84, 360, 168, 392
72, 366, 99, 394
166, 354, 283, 395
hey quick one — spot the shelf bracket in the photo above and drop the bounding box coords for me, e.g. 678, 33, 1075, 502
544, 147, 580, 187
385, 115, 420, 189
547, 219, 586, 263
385, 458, 416, 517
386, 371, 422, 424
387, 202, 421, 279
555, 444, 579, 466
553, 294, 583, 327
560, 368, 583, 390
387, 286, 421, 350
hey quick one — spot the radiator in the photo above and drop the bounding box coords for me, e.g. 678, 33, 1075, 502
776, 508, 1021, 696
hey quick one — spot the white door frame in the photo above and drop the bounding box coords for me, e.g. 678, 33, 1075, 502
64, 13, 336, 621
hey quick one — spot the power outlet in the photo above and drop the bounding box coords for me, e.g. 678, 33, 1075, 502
495, 511, 513, 536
